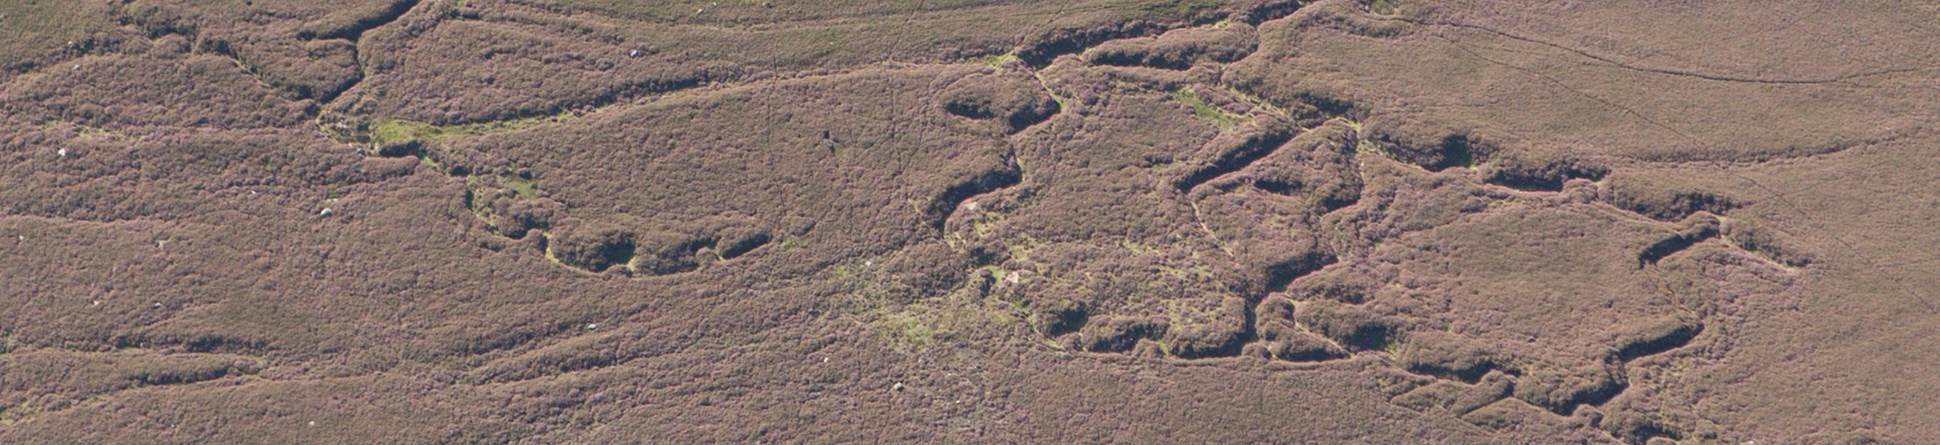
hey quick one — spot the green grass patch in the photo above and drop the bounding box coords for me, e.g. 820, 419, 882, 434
463, 176, 501, 228
866, 285, 1020, 353
1004, 233, 1043, 264
1172, 86, 1245, 131
1366, 0, 1399, 15
1118, 239, 1157, 255
871, 309, 937, 351
0, 400, 44, 427
967, 51, 1020, 67
500, 173, 538, 199
982, 264, 1009, 284
1032, 71, 1071, 113
1132, 0, 1228, 21
793, 29, 848, 62
371, 113, 573, 145
370, 119, 445, 143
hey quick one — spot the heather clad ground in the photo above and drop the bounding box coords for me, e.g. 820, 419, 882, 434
2, 0, 1938, 443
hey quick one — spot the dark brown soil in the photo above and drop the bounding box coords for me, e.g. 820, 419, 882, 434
4, 0, 1938, 443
